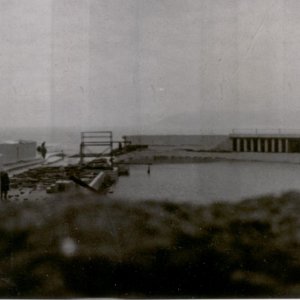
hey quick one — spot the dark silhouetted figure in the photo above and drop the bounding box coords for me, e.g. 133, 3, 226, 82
1, 171, 10, 200
37, 142, 47, 159
118, 142, 122, 151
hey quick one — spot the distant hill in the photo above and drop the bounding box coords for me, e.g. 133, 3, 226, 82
146, 109, 300, 135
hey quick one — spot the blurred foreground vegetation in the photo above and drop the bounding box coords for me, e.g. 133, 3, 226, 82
0, 191, 299, 297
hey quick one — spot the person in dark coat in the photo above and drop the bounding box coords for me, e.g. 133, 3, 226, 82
41, 142, 47, 159
37, 142, 47, 159
1, 171, 10, 200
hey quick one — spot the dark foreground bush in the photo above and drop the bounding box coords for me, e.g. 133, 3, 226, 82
0, 191, 299, 297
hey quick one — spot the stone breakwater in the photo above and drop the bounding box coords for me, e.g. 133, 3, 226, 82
116, 146, 300, 164
123, 134, 232, 151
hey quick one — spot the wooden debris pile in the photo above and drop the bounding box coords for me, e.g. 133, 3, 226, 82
10, 166, 99, 191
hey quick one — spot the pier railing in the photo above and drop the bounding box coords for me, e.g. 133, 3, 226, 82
80, 131, 113, 165
231, 129, 300, 136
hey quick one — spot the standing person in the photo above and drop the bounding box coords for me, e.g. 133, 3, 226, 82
40, 142, 47, 159
1, 171, 10, 200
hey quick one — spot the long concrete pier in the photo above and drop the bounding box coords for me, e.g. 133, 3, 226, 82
230, 133, 300, 153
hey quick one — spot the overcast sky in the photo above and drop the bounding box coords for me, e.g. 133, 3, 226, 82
0, 0, 300, 133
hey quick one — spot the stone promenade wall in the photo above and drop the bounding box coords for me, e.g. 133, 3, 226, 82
123, 135, 232, 151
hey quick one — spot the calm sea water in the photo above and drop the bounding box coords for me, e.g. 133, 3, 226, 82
108, 161, 300, 204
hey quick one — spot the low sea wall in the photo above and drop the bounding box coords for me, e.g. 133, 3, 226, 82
124, 135, 232, 151
117, 148, 300, 164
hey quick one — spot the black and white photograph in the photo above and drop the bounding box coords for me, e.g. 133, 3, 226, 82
0, 0, 299, 297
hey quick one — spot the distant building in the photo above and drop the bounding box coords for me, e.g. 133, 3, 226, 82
230, 133, 300, 153
0, 140, 37, 164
